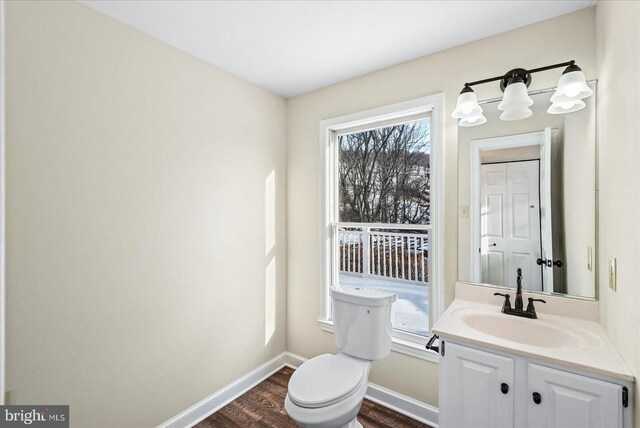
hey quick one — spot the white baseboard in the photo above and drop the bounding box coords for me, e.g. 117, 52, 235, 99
366, 382, 439, 427
281, 351, 307, 369
157, 352, 290, 428
158, 351, 438, 428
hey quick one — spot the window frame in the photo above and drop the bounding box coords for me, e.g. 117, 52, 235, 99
318, 94, 445, 362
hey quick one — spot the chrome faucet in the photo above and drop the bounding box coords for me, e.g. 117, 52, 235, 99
494, 268, 546, 319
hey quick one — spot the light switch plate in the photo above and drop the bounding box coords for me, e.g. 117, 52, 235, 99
609, 258, 617, 291
459, 205, 469, 218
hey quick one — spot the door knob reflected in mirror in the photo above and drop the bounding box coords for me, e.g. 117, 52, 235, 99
537, 258, 564, 268
532, 392, 542, 404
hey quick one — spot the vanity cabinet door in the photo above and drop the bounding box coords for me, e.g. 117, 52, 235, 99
527, 364, 623, 428
441, 342, 514, 428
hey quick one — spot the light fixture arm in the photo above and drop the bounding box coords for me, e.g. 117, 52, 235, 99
527, 60, 575, 75
463, 60, 576, 92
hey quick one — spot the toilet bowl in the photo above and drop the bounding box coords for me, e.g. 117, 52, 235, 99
285, 287, 397, 428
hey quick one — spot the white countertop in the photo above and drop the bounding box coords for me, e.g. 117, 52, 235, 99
433, 298, 635, 382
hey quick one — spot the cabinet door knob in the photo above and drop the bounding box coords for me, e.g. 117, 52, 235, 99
500, 383, 509, 394
532, 392, 542, 404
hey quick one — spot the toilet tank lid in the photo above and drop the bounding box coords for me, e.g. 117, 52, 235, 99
331, 287, 397, 307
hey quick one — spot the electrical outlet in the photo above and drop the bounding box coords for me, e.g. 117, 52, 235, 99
459, 205, 469, 218
609, 258, 617, 291
587, 246, 593, 272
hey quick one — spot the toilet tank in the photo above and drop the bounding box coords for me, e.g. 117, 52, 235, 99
330, 287, 397, 360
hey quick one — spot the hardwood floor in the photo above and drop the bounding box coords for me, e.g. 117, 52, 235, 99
196, 366, 432, 428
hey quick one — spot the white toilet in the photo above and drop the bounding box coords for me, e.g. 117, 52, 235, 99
285, 286, 397, 428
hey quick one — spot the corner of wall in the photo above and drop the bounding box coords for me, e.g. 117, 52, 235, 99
595, 1, 640, 425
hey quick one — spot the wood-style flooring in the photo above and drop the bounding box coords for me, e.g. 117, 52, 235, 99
196, 366, 431, 428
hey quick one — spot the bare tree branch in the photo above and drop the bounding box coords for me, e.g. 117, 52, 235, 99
338, 120, 431, 225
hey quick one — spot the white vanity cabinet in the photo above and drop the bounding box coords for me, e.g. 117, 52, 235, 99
527, 364, 623, 428
439, 339, 632, 428
441, 342, 514, 428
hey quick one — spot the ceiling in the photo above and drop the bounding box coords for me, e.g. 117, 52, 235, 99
79, 1, 593, 98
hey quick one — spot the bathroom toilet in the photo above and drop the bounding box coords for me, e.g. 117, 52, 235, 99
285, 287, 397, 428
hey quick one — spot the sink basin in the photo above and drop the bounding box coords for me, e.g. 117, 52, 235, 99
461, 312, 583, 349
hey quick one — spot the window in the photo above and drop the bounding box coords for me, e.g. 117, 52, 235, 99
319, 95, 444, 361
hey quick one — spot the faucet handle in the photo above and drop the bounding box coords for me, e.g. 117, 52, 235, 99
494, 292, 512, 311
526, 297, 546, 318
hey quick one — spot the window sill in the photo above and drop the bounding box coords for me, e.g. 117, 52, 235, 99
317, 319, 440, 363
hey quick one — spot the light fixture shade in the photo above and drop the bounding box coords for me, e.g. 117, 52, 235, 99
497, 80, 533, 111
459, 114, 487, 127
452, 87, 483, 119
500, 107, 532, 121
550, 66, 593, 103
547, 99, 586, 115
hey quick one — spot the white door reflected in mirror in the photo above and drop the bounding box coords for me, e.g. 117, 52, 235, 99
480, 160, 542, 291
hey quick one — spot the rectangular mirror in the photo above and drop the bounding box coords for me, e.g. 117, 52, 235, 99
458, 83, 596, 299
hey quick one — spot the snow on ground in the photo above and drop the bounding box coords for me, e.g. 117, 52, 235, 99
339, 273, 429, 337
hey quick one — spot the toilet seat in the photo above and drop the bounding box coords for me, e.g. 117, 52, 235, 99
288, 354, 366, 408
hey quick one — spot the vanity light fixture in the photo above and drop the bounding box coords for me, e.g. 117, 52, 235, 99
454, 87, 487, 127
548, 63, 593, 114
452, 86, 484, 121
547, 99, 586, 115
459, 114, 487, 127
497, 76, 533, 121
453, 60, 593, 126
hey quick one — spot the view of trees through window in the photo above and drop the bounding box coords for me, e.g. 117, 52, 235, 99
336, 118, 431, 337
338, 118, 430, 225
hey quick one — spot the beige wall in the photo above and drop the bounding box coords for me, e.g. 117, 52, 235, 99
7, 1, 637, 425
596, 1, 640, 425
287, 8, 596, 406
480, 146, 542, 163
5, 2, 287, 427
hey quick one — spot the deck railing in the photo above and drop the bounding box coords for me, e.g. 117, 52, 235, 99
337, 224, 430, 285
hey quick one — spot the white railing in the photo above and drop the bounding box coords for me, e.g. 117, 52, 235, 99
337, 224, 430, 285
